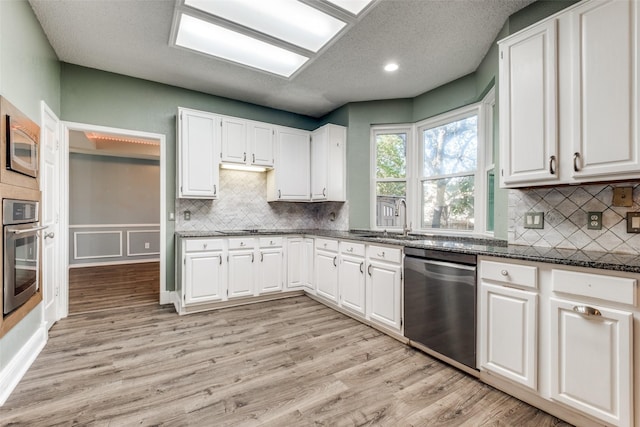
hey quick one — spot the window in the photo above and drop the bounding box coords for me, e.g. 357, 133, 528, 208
372, 128, 410, 228
371, 89, 494, 235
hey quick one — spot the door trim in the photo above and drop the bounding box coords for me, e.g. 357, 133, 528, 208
60, 121, 167, 317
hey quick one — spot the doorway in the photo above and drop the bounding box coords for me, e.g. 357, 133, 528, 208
60, 122, 166, 317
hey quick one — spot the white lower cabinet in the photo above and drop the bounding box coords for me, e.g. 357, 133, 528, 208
366, 245, 402, 331
315, 239, 339, 303
550, 297, 633, 427
227, 248, 255, 298
479, 282, 538, 390
286, 237, 304, 289
257, 238, 283, 294
303, 238, 314, 292
338, 242, 365, 315
184, 251, 225, 304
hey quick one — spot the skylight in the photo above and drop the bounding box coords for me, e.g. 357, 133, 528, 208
184, 0, 347, 53
171, 0, 376, 78
175, 14, 309, 78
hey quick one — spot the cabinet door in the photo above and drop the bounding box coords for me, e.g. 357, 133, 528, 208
286, 238, 303, 289
258, 248, 283, 293
303, 238, 315, 293
326, 125, 346, 201
366, 260, 401, 330
479, 282, 537, 390
310, 127, 328, 201
274, 127, 310, 200
221, 117, 247, 164
339, 253, 365, 315
178, 109, 220, 198
250, 122, 274, 167
315, 249, 338, 303
570, 0, 640, 180
184, 251, 224, 304
550, 297, 633, 427
499, 20, 558, 187
228, 250, 255, 298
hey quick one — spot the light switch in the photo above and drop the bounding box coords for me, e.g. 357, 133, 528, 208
524, 212, 544, 229
184, 210, 191, 221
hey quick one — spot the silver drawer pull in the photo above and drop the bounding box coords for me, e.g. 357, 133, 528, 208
347, 247, 353, 252
573, 306, 601, 317
500, 270, 508, 276
377, 251, 385, 257
203, 243, 207, 249
240, 242, 245, 246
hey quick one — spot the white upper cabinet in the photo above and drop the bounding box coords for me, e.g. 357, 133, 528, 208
569, 0, 640, 181
221, 116, 274, 168
177, 108, 220, 199
311, 124, 346, 202
267, 126, 311, 201
499, 20, 558, 187
499, 0, 640, 187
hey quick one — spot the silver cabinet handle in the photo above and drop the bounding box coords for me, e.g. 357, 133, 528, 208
347, 247, 353, 252
549, 155, 556, 175
240, 242, 245, 246
252, 153, 255, 163
333, 256, 337, 267
367, 264, 372, 276
214, 184, 217, 195
219, 256, 222, 265
573, 152, 581, 172
270, 240, 274, 245
573, 306, 601, 316
261, 253, 264, 262
377, 251, 385, 258
203, 243, 208, 249
44, 231, 55, 239
322, 188, 326, 197
251, 253, 254, 263
360, 261, 364, 274
243, 152, 246, 162
278, 190, 281, 199
501, 270, 508, 276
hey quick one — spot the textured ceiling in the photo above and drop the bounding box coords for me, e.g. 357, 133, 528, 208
29, 0, 536, 118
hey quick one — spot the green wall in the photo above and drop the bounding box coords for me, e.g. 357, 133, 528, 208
0, 0, 60, 370
60, 64, 319, 291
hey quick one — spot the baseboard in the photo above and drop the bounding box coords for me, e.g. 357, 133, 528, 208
69, 258, 160, 268
0, 324, 47, 406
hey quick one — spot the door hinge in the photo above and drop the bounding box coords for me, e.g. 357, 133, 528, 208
501, 169, 504, 177
55, 287, 59, 297
183, 257, 186, 265
500, 51, 503, 59
227, 255, 229, 262
220, 121, 223, 127
180, 186, 183, 193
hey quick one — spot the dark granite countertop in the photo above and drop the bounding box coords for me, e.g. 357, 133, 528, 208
175, 229, 640, 274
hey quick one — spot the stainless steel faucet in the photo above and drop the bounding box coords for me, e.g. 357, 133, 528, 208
395, 198, 411, 237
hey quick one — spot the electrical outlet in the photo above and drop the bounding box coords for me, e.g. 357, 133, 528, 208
184, 210, 191, 221
587, 212, 602, 230
144, 242, 150, 249
524, 212, 544, 229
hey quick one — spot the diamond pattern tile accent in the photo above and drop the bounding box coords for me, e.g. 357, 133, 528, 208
509, 182, 640, 254
176, 170, 349, 232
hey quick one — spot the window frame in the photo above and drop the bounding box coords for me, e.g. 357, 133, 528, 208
369, 125, 413, 230
370, 89, 495, 236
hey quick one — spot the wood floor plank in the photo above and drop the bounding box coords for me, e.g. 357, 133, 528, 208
0, 296, 572, 426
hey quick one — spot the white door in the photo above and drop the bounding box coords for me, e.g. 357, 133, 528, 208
258, 248, 283, 293
310, 127, 327, 200
40, 102, 61, 329
315, 249, 338, 303
479, 282, 537, 390
339, 254, 365, 315
184, 252, 224, 304
366, 260, 401, 330
221, 117, 247, 164
250, 122, 274, 167
499, 19, 558, 187
550, 297, 633, 427
228, 250, 255, 298
275, 128, 310, 200
570, 0, 640, 180
178, 109, 219, 198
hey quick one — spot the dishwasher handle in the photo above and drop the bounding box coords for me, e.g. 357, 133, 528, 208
420, 258, 476, 271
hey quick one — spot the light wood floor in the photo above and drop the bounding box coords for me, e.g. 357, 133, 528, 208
68, 262, 160, 314
0, 296, 571, 426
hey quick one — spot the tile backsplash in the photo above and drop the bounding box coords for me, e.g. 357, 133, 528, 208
176, 169, 349, 232
509, 182, 640, 254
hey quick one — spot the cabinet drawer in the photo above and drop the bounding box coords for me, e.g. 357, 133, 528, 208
552, 269, 636, 305
184, 238, 223, 252
480, 260, 537, 290
315, 238, 338, 252
228, 237, 256, 249
259, 236, 283, 248
367, 245, 402, 264
340, 241, 365, 257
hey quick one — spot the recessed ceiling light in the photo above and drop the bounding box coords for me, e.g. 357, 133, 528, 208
185, 0, 346, 53
175, 14, 309, 77
384, 63, 399, 72
325, 0, 375, 15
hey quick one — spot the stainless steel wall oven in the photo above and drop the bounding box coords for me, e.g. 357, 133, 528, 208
3, 199, 43, 315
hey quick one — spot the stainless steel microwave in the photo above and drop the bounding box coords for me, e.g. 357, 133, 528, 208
6, 115, 38, 179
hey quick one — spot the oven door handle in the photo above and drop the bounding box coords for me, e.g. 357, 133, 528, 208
9, 225, 48, 235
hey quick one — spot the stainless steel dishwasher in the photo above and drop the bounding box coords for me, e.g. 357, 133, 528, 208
403, 247, 477, 370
